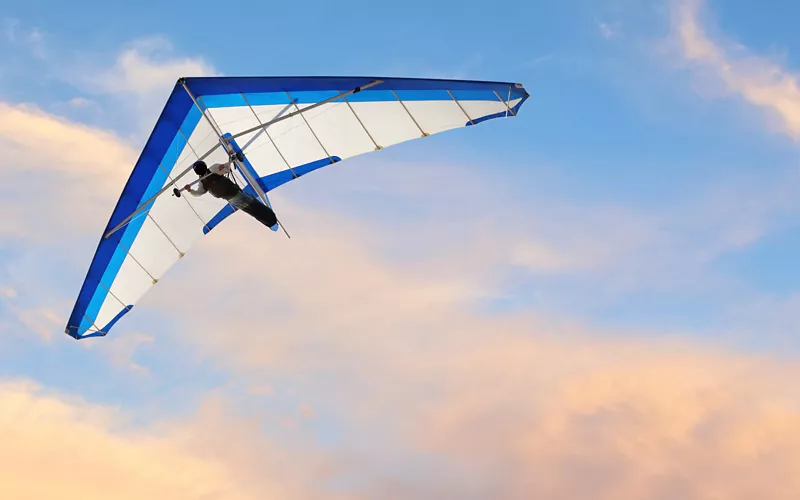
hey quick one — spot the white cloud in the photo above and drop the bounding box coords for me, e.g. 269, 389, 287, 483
673, 0, 800, 141
2, 18, 45, 58
68, 97, 91, 107
66, 96, 99, 110
598, 21, 617, 39
91, 36, 218, 95
84, 332, 155, 374
0, 101, 135, 178
5, 305, 61, 342
0, 286, 16, 299
58, 36, 218, 138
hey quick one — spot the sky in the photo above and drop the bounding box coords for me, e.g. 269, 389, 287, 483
1, 0, 800, 497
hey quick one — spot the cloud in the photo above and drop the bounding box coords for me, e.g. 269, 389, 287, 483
523, 54, 554, 68
1, 91, 796, 347
55, 36, 218, 139
300, 156, 800, 295
1, 18, 45, 58
152, 256, 800, 500
83, 332, 155, 374
0, 286, 16, 298
0, 102, 139, 349
598, 21, 617, 39
4, 304, 800, 500
0, 379, 340, 500
67, 97, 93, 108
77, 134, 796, 499
0, 101, 137, 242
5, 306, 62, 342
0, 380, 231, 499
91, 36, 218, 96
100, 154, 799, 497
64, 96, 102, 113
0, 101, 135, 178
398, 329, 800, 500
674, 0, 800, 140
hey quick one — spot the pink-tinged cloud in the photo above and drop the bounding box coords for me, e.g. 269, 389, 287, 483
675, 0, 800, 140
0, 101, 137, 241
0, 102, 136, 179
4, 325, 799, 500
402, 330, 800, 499
6, 306, 61, 342
0, 380, 351, 500
151, 293, 800, 499
0, 380, 239, 499
133, 194, 800, 499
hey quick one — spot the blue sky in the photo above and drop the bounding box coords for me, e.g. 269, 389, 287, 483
1, 0, 800, 498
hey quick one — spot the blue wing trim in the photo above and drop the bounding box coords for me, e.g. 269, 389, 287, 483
202, 156, 341, 234
262, 156, 342, 191
468, 93, 529, 126
65, 87, 199, 338
182, 76, 529, 97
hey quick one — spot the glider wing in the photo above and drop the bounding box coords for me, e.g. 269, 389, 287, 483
65, 76, 529, 339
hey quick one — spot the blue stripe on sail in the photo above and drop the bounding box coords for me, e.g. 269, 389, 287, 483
203, 204, 236, 235
182, 76, 529, 98
262, 156, 341, 191
67, 85, 201, 338
98, 306, 134, 335
198, 88, 519, 109
467, 92, 530, 126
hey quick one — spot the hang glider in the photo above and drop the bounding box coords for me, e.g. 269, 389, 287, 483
65, 75, 529, 339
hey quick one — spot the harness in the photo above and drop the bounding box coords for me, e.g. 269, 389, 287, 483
201, 171, 241, 200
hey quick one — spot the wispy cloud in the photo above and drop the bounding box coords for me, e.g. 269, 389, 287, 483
4, 306, 61, 342
673, 0, 800, 140
119, 153, 800, 380
523, 53, 555, 68
90, 36, 217, 95
1, 18, 45, 58
82, 332, 156, 374
60, 36, 218, 138
598, 21, 617, 39
294, 156, 800, 295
